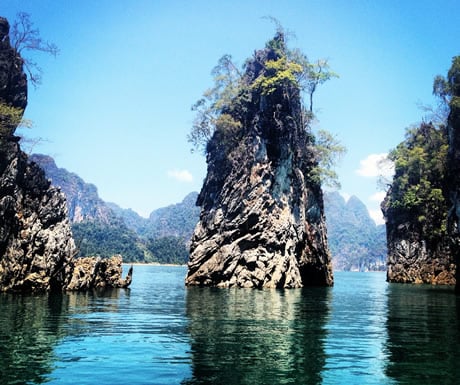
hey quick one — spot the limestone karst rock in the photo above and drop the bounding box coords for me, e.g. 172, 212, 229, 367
381, 122, 456, 285
0, 16, 131, 292
66, 255, 133, 291
445, 57, 460, 292
186, 33, 333, 288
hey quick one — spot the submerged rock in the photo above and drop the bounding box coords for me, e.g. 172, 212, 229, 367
186, 33, 333, 288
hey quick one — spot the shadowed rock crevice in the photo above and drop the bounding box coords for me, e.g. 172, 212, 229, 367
186, 33, 333, 288
0, 16, 131, 293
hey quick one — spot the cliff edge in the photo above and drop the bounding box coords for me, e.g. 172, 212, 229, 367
0, 16, 131, 292
186, 33, 333, 288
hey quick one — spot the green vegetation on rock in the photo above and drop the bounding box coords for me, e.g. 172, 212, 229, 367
188, 28, 343, 189
384, 118, 449, 244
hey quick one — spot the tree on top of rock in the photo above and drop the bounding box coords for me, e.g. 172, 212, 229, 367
188, 26, 343, 188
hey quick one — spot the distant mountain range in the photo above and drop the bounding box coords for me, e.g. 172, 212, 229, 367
31, 154, 386, 269
324, 191, 386, 271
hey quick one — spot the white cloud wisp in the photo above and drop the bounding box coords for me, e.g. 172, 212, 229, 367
167, 169, 193, 183
356, 153, 394, 178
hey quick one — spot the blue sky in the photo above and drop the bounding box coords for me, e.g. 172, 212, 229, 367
3, 0, 460, 223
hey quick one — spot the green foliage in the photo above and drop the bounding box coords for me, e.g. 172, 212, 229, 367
251, 56, 303, 95
146, 236, 189, 264
309, 129, 347, 189
72, 220, 151, 263
432, 55, 460, 120
188, 26, 342, 189
386, 123, 449, 241
187, 54, 244, 154
0, 103, 33, 150
289, 51, 338, 113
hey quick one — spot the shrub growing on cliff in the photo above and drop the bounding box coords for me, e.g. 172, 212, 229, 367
0, 103, 32, 143
385, 123, 449, 242
188, 27, 342, 187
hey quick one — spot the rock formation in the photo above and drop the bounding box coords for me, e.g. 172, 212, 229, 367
66, 255, 132, 290
0, 16, 131, 292
29, 154, 114, 224
445, 57, 460, 292
382, 218, 455, 285
382, 122, 456, 285
186, 33, 333, 288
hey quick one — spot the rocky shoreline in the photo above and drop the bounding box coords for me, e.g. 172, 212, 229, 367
0, 16, 132, 293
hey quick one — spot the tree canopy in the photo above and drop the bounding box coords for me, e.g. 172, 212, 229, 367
188, 27, 342, 188
385, 122, 449, 242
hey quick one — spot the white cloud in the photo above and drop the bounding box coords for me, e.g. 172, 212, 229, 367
369, 191, 386, 203
167, 169, 193, 183
356, 153, 394, 178
369, 208, 385, 225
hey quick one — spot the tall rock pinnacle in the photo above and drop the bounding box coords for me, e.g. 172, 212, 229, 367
0, 16, 132, 292
186, 33, 333, 288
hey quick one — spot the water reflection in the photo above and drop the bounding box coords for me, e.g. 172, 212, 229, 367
0, 293, 68, 384
183, 287, 331, 385
385, 284, 460, 384
0, 289, 128, 385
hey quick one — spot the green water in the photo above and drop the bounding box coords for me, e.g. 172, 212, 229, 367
0, 267, 459, 384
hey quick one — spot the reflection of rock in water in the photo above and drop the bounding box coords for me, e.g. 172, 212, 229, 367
385, 285, 460, 384
0, 289, 127, 384
183, 287, 330, 385
0, 294, 68, 384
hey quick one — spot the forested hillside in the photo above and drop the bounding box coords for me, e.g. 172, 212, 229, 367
33, 154, 386, 268
324, 192, 386, 271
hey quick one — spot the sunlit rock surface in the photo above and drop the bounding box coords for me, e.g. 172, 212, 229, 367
186, 34, 333, 288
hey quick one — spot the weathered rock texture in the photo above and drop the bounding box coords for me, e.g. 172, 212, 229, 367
446, 58, 460, 292
0, 16, 131, 292
29, 154, 114, 224
382, 125, 456, 285
0, 138, 78, 292
381, 215, 455, 284
186, 35, 333, 288
66, 255, 132, 290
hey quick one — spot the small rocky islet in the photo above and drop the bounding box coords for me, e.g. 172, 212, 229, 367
1, 12, 459, 292
186, 32, 333, 288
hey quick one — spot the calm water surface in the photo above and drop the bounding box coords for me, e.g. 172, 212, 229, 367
0, 266, 459, 384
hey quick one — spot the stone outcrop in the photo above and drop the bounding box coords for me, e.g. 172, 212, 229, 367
381, 215, 455, 284
66, 255, 132, 290
445, 57, 460, 292
0, 16, 131, 292
0, 138, 77, 292
381, 124, 456, 285
0, 17, 27, 136
186, 34, 333, 288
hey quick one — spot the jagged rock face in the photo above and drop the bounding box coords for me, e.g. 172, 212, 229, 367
0, 17, 27, 136
0, 139, 76, 292
0, 17, 131, 292
186, 40, 333, 288
30, 154, 115, 223
0, 17, 74, 292
446, 59, 460, 291
66, 255, 132, 290
382, 198, 456, 285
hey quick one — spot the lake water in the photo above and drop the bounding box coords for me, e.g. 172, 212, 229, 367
0, 266, 459, 385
